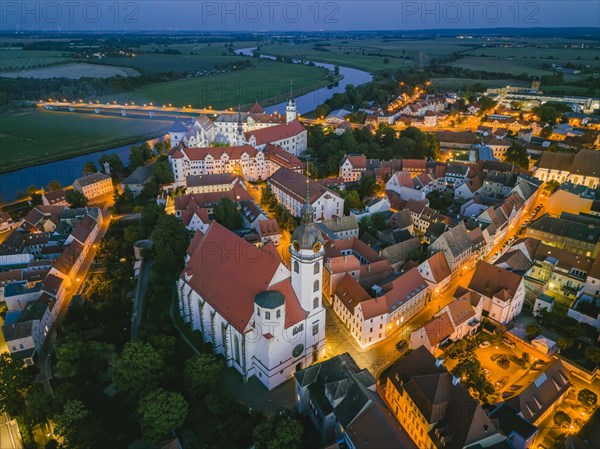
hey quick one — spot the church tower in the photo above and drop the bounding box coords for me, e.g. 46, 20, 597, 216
236, 106, 245, 146
290, 179, 324, 315
286, 81, 297, 124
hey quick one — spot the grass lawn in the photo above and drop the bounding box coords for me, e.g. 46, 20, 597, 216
126, 59, 331, 109
0, 109, 172, 173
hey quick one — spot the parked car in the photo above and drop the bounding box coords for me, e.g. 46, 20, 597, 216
503, 337, 516, 349
479, 341, 491, 349
396, 340, 409, 352
482, 368, 491, 377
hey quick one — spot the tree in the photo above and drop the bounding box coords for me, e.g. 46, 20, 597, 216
82, 161, 98, 175
585, 346, 600, 364
214, 197, 242, 230
138, 389, 188, 442
0, 353, 36, 416
253, 410, 304, 449
343, 190, 363, 214
113, 341, 165, 396
183, 353, 224, 396
371, 212, 388, 231
525, 325, 541, 339
129, 143, 153, 169
504, 142, 530, 169
53, 400, 93, 449
534, 103, 570, 125
477, 96, 497, 113
47, 180, 61, 192
24, 384, 57, 426
152, 159, 175, 184
30, 192, 43, 206
577, 388, 598, 409
543, 180, 560, 195
153, 214, 191, 273
557, 337, 574, 352
521, 352, 531, 365
427, 190, 453, 213
98, 153, 125, 178
553, 410, 571, 428
66, 190, 88, 208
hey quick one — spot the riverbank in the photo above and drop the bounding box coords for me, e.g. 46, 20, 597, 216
0, 109, 171, 174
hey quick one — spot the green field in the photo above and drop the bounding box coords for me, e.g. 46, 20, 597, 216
0, 110, 172, 173
122, 59, 332, 109
448, 56, 557, 76
0, 49, 72, 71
431, 77, 529, 89
257, 42, 413, 72
103, 44, 251, 73
464, 46, 600, 62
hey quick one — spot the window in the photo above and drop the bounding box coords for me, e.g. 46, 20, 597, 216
312, 323, 319, 335
276, 310, 281, 319
313, 280, 319, 292
294, 261, 299, 273
265, 311, 271, 320
313, 297, 319, 309
257, 308, 260, 316
313, 262, 320, 274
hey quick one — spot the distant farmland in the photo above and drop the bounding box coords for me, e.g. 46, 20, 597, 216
1, 63, 140, 79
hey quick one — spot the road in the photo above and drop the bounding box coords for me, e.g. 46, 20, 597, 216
0, 413, 22, 449
130, 259, 153, 340
36, 210, 111, 394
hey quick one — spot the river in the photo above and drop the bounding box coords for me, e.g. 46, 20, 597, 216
1, 49, 372, 202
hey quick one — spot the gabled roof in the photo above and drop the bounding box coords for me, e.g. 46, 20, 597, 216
268, 167, 341, 205
505, 360, 571, 424
385, 347, 501, 448
244, 120, 305, 145
258, 218, 280, 237
468, 261, 523, 300
334, 274, 372, 313
182, 222, 305, 332
74, 172, 111, 187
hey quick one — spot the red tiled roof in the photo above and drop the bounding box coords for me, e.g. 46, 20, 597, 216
268, 167, 341, 204
341, 154, 367, 169
424, 252, 451, 283
42, 273, 64, 296
69, 215, 97, 244
43, 189, 67, 204
182, 222, 290, 332
258, 218, 280, 237
244, 120, 305, 145
335, 273, 372, 313
53, 241, 84, 276
249, 101, 264, 114
468, 261, 522, 300
264, 144, 305, 170
423, 312, 455, 347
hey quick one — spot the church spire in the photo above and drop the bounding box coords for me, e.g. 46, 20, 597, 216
300, 168, 313, 225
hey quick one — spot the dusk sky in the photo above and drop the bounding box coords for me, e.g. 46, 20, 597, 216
1, 1, 598, 32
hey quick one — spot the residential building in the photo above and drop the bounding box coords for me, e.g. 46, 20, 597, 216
533, 150, 600, 188
318, 216, 359, 240
41, 189, 68, 206
186, 173, 244, 194
332, 268, 428, 347
504, 360, 571, 427
339, 154, 367, 183
295, 353, 416, 449
122, 164, 155, 196
73, 172, 113, 200
488, 404, 538, 449
429, 222, 474, 276
417, 251, 452, 294
410, 290, 483, 354
383, 346, 505, 449
525, 213, 600, 257
257, 218, 280, 246
268, 168, 344, 221
468, 261, 526, 324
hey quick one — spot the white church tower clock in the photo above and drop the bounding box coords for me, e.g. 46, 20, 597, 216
290, 201, 324, 314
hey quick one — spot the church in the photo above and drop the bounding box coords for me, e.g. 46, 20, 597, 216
177, 200, 327, 390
